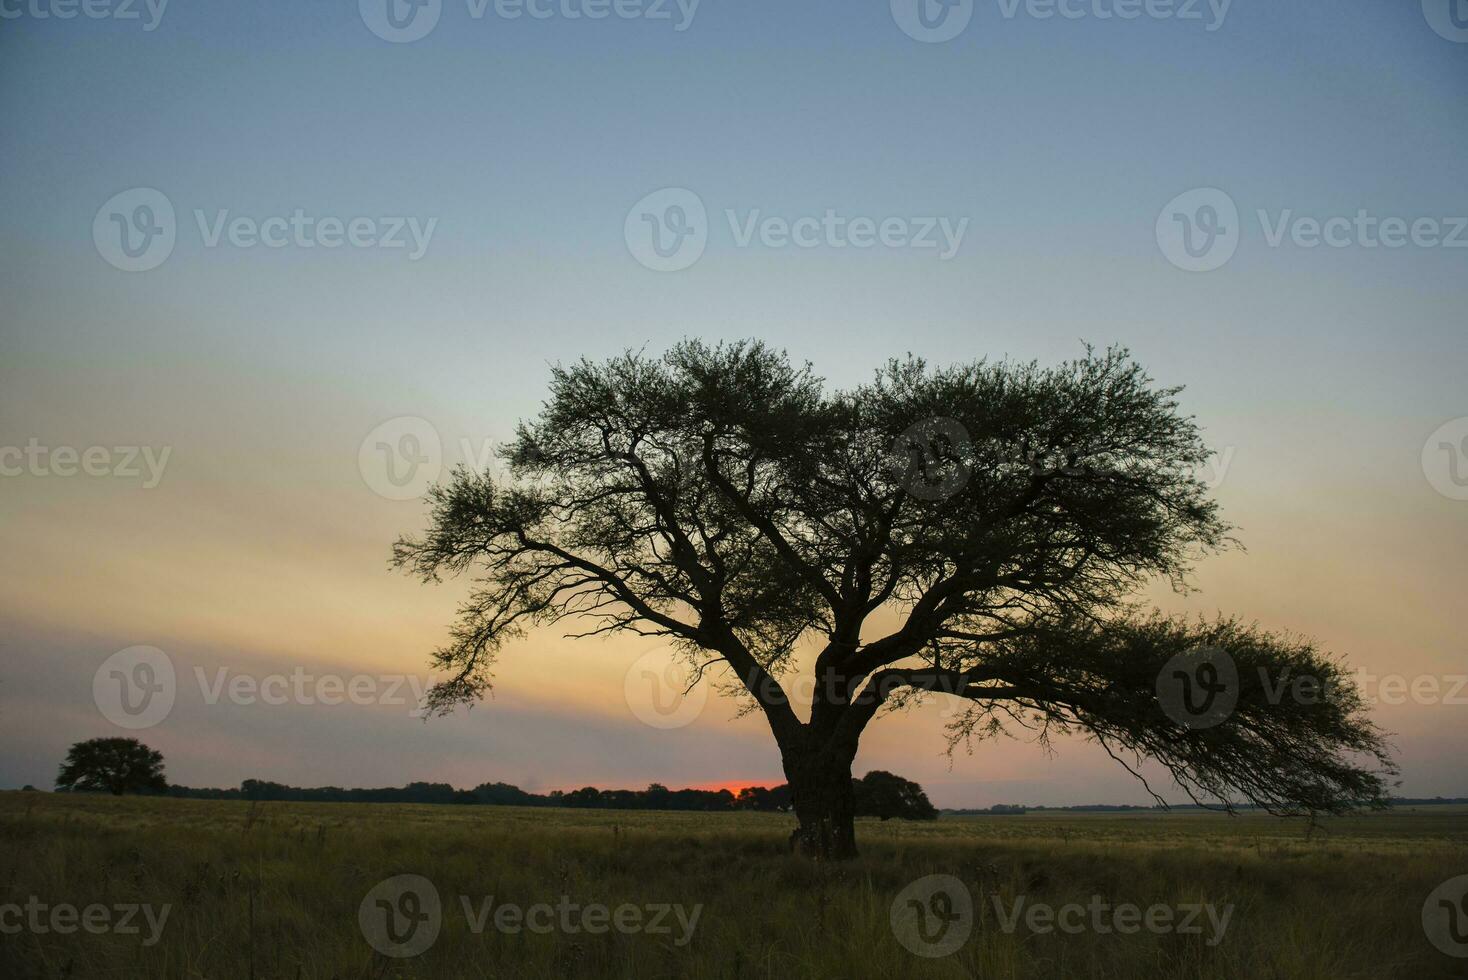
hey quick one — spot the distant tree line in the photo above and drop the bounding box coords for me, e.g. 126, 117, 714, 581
147, 770, 938, 819
941, 797, 1468, 815
48, 739, 938, 818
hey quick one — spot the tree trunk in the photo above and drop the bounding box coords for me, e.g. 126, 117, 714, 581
785, 752, 858, 860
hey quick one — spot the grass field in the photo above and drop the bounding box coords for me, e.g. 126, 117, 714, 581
2, 792, 1466, 979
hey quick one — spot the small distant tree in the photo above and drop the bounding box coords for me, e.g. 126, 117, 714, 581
55, 738, 167, 796
853, 770, 939, 821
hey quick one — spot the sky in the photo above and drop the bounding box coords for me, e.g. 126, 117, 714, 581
0, 0, 1465, 807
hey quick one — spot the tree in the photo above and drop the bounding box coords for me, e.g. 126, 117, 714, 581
395, 341, 1394, 859
55, 738, 167, 796
735, 784, 792, 812
853, 770, 938, 821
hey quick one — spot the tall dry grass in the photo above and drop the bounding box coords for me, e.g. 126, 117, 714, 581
1, 792, 1464, 979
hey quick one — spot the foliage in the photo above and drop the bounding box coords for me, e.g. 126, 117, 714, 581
54, 737, 167, 796
160, 775, 937, 818
395, 341, 1395, 855
852, 770, 939, 821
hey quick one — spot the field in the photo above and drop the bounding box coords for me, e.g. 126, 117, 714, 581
2, 792, 1466, 979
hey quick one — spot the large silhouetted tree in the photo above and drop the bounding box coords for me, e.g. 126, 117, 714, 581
395, 341, 1394, 859
55, 738, 167, 796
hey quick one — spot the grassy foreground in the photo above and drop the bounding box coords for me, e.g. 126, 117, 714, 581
1, 792, 1465, 979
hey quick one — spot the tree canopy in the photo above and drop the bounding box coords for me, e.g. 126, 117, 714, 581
55, 737, 168, 796
396, 340, 1395, 857
853, 770, 939, 821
